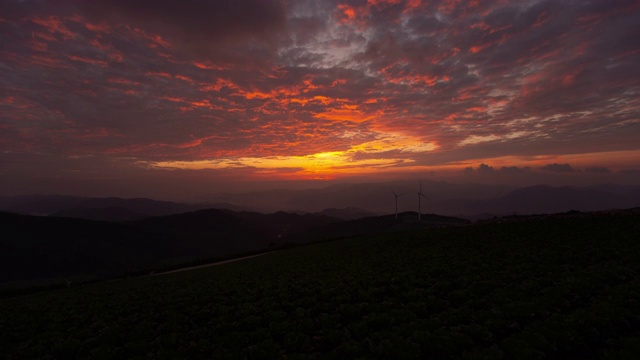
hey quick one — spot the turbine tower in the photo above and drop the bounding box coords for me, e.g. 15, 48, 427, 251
418, 180, 428, 221
391, 188, 404, 219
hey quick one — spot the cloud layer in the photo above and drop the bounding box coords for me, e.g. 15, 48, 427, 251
1, 0, 639, 195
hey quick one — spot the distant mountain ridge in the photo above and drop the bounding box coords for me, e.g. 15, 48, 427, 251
197, 182, 640, 217
2, 182, 640, 222
313, 207, 381, 220
437, 184, 640, 217
50, 206, 148, 222
0, 195, 210, 218
4, 189, 638, 290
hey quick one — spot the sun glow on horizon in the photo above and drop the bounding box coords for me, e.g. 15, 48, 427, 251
141, 148, 640, 181
141, 131, 441, 178
143, 151, 409, 178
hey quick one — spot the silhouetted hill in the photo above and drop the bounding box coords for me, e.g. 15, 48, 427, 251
1, 205, 469, 288
314, 207, 380, 220
5, 182, 639, 221
286, 212, 469, 243
3, 208, 639, 358
78, 197, 205, 217
0, 195, 215, 221
3, 185, 639, 289
197, 181, 640, 216
50, 206, 148, 222
131, 209, 269, 260
0, 195, 87, 215
474, 185, 639, 216
0, 211, 173, 284
195, 180, 515, 214
0, 208, 340, 287
441, 184, 640, 218
490, 185, 616, 214
130, 209, 339, 259
234, 211, 341, 238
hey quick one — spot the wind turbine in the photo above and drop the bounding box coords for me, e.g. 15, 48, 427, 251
418, 180, 429, 222
391, 188, 404, 219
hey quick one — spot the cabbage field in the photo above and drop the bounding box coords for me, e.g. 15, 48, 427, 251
1, 210, 639, 359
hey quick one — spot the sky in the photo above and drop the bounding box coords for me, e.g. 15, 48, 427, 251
1, 0, 639, 199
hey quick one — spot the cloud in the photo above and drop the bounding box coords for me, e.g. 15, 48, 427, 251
1, 0, 639, 195
462, 163, 496, 174
477, 163, 495, 174
500, 166, 530, 174
462, 164, 531, 176
77, 0, 285, 41
541, 163, 578, 173
68, 0, 287, 63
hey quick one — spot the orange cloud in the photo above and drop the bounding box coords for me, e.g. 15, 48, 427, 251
68, 55, 108, 67
200, 78, 240, 92
31, 16, 76, 39
337, 4, 357, 23
313, 106, 372, 122
469, 44, 490, 54
126, 26, 171, 49
193, 61, 231, 71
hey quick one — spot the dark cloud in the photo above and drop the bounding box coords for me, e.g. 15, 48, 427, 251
541, 163, 578, 173
74, 0, 286, 43
477, 163, 495, 174
500, 166, 530, 174
462, 163, 497, 175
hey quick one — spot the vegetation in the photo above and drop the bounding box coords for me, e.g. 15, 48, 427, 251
1, 210, 639, 359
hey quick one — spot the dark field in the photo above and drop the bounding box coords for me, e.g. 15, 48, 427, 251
1, 211, 639, 359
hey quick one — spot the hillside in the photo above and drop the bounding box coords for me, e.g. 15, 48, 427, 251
0, 195, 215, 220
1, 207, 469, 288
0, 211, 171, 284
0, 208, 340, 286
1, 208, 469, 287
288, 211, 469, 243
1, 209, 638, 358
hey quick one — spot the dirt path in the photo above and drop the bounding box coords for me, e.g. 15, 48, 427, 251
151, 251, 277, 276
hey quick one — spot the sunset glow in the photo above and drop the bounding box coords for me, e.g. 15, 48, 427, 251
1, 0, 639, 198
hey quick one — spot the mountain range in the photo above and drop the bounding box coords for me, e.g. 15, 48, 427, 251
3, 181, 639, 289
1, 206, 467, 289
4, 181, 636, 220
192, 182, 640, 217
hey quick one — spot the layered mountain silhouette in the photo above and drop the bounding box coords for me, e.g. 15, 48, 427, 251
0, 207, 468, 287
0, 195, 212, 219
3, 182, 639, 289
4, 183, 639, 220
194, 182, 640, 217
313, 207, 381, 220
